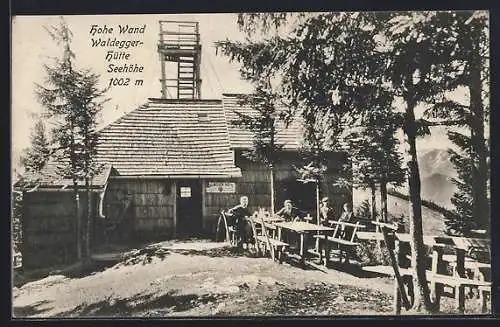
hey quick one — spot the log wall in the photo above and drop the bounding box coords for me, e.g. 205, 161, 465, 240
103, 179, 175, 241
21, 190, 100, 270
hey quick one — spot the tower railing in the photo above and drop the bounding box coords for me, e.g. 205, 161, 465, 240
158, 21, 202, 99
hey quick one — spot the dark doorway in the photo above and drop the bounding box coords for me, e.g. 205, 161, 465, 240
284, 180, 317, 216
176, 179, 203, 236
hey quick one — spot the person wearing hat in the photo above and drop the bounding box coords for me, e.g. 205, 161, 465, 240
319, 197, 335, 225
276, 199, 301, 222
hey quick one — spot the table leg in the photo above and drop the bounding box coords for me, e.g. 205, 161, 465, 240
317, 236, 323, 264
324, 238, 331, 267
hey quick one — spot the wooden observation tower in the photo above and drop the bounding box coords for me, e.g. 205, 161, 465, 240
158, 21, 202, 99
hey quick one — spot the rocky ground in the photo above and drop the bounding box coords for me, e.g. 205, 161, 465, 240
12, 239, 489, 318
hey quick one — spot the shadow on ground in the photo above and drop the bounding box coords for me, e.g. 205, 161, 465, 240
169, 246, 261, 259
324, 261, 386, 278
54, 291, 228, 317
267, 283, 393, 315
12, 300, 53, 317
14, 260, 120, 288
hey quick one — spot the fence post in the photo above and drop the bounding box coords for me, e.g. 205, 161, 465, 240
430, 246, 444, 310
455, 248, 466, 313
393, 239, 402, 314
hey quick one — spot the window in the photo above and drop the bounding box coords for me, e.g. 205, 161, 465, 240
180, 187, 191, 198
197, 113, 210, 123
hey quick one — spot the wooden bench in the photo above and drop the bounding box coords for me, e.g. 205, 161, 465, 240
356, 231, 385, 241
363, 265, 491, 287
249, 215, 289, 263
356, 217, 376, 232
363, 265, 491, 313
314, 220, 365, 265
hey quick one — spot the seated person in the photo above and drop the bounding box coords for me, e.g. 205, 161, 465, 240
319, 197, 336, 225
338, 202, 355, 239
226, 196, 253, 248
275, 199, 301, 249
275, 199, 301, 222
338, 202, 354, 222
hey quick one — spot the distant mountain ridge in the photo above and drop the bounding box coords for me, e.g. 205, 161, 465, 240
418, 148, 457, 179
393, 148, 457, 209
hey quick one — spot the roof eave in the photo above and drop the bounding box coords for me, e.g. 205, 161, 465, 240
110, 173, 242, 180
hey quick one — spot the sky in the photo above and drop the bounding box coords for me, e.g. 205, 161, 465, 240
11, 14, 254, 154
11, 13, 463, 168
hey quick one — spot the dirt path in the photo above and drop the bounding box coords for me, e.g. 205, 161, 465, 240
11, 240, 403, 317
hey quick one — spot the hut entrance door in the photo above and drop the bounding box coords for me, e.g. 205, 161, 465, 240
176, 179, 202, 236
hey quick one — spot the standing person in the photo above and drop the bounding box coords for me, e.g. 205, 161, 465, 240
276, 199, 301, 222
319, 197, 335, 225
227, 196, 252, 249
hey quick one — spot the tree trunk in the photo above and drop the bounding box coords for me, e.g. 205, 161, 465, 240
371, 182, 377, 221
380, 179, 388, 223
73, 182, 81, 261
270, 109, 276, 216
316, 182, 320, 226
404, 96, 434, 313
270, 164, 275, 216
69, 125, 82, 261
85, 177, 92, 260
371, 182, 379, 234
469, 42, 489, 233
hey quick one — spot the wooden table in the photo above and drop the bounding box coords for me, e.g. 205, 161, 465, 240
274, 221, 334, 266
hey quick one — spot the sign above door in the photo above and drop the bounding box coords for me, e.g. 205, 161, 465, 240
206, 182, 236, 193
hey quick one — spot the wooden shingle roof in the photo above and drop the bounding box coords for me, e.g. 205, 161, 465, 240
15, 162, 113, 190
16, 94, 309, 187
95, 99, 242, 177
222, 93, 304, 150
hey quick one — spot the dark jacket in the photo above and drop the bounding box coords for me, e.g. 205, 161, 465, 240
227, 204, 251, 222
276, 206, 301, 222
215, 205, 252, 243
228, 204, 252, 244
319, 205, 335, 224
